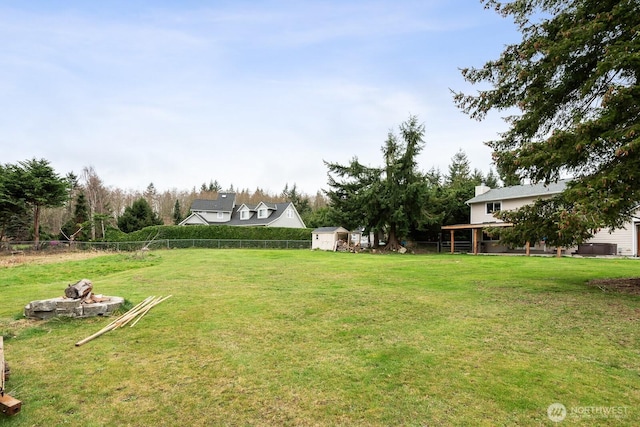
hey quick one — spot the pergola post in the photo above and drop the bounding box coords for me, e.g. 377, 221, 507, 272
450, 230, 455, 254
525, 241, 530, 256
472, 228, 479, 255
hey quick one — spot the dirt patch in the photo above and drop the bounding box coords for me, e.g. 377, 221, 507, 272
0, 251, 108, 268
588, 277, 640, 296
0, 318, 41, 337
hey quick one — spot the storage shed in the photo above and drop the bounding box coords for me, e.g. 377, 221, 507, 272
312, 227, 349, 251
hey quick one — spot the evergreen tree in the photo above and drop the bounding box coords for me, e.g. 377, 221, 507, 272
282, 183, 312, 219
446, 150, 472, 185
325, 116, 438, 250
455, 0, 640, 243
303, 206, 332, 229
173, 199, 182, 225
441, 151, 482, 228
0, 164, 29, 241
61, 192, 91, 241
484, 169, 500, 188
117, 198, 163, 233
6, 158, 69, 247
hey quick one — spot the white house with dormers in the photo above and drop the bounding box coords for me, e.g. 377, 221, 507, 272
179, 193, 306, 228
443, 180, 640, 256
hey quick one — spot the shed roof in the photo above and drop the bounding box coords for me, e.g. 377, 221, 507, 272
313, 226, 349, 233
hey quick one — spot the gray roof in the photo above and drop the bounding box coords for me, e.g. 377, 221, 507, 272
238, 203, 257, 211
466, 179, 570, 204
313, 226, 348, 233
260, 202, 277, 210
190, 193, 236, 212
227, 202, 295, 226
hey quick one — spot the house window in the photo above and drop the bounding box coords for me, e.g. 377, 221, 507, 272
486, 202, 501, 214
258, 208, 267, 218
287, 208, 293, 218
241, 210, 248, 220
217, 212, 224, 219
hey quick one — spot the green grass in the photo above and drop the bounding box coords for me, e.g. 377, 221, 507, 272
1, 250, 639, 426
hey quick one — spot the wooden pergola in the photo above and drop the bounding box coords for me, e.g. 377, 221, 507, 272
441, 222, 514, 255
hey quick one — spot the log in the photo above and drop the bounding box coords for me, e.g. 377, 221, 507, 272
65, 279, 93, 299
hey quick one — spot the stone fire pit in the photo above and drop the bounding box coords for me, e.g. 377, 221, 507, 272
24, 296, 125, 320
24, 278, 124, 320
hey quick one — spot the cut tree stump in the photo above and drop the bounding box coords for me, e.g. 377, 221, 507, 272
65, 279, 93, 299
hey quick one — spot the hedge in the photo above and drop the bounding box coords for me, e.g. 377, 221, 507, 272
105, 225, 313, 242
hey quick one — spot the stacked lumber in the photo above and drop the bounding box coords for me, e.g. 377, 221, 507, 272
75, 295, 172, 347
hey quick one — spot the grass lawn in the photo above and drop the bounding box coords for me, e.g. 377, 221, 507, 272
1, 249, 639, 426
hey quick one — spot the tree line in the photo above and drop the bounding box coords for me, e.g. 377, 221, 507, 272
0, 160, 328, 244
0, 144, 496, 246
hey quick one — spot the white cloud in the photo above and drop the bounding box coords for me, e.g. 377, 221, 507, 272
0, 0, 519, 195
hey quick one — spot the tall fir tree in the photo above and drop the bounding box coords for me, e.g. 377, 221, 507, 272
455, 0, 640, 244
173, 199, 182, 225
325, 116, 438, 250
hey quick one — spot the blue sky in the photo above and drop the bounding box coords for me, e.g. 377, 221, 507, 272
1, 0, 521, 194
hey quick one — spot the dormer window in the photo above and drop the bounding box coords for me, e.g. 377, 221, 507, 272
241, 210, 249, 220
258, 208, 268, 218
486, 202, 501, 214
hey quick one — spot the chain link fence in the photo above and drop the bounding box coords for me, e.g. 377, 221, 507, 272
0, 239, 312, 254
2, 239, 458, 254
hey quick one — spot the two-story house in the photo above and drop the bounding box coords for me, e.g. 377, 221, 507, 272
179, 193, 306, 228
443, 181, 640, 256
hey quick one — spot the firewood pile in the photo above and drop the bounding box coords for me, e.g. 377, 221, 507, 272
335, 239, 363, 253
335, 239, 349, 251
64, 279, 110, 304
